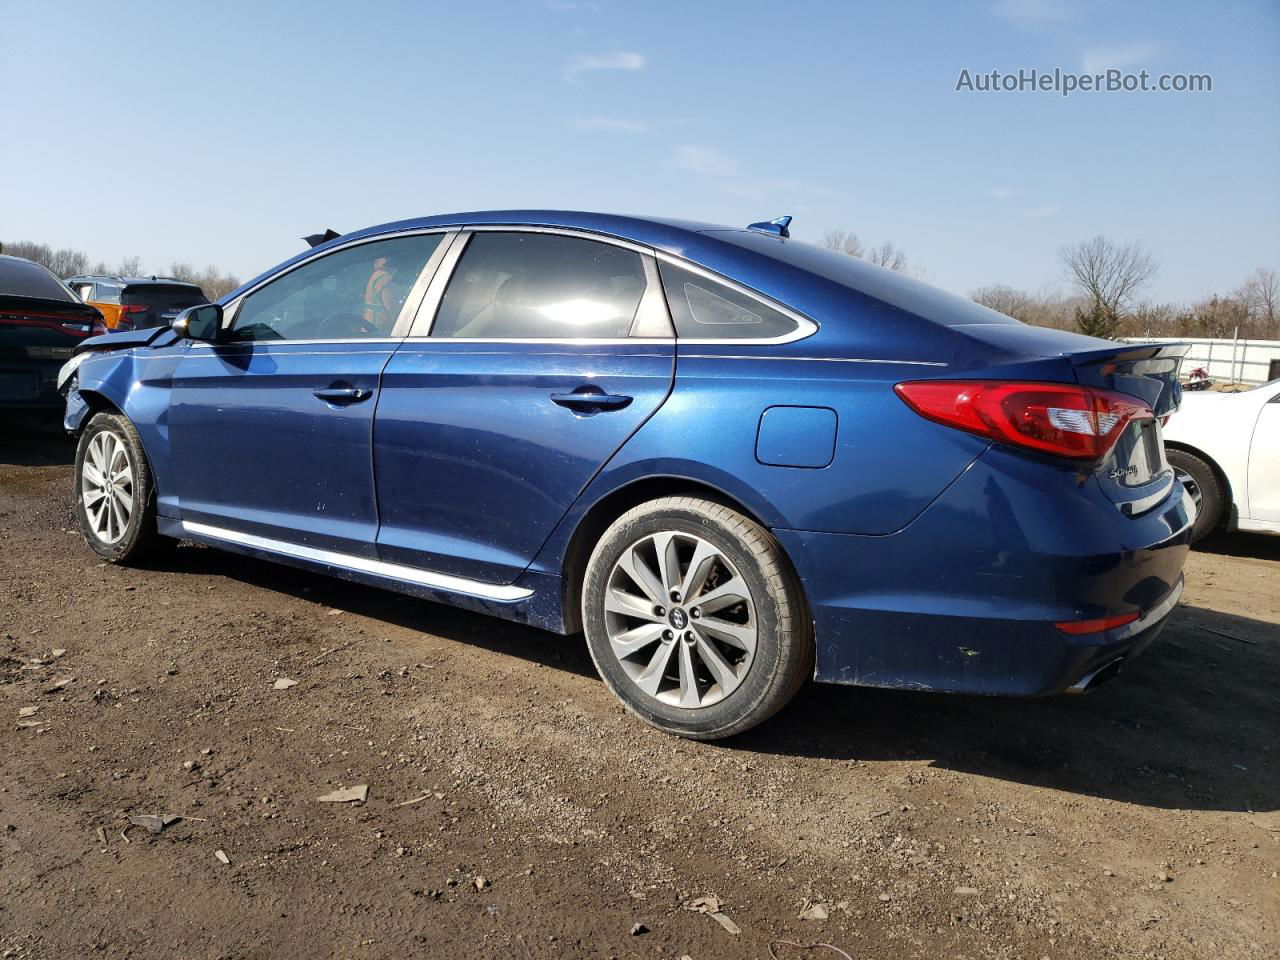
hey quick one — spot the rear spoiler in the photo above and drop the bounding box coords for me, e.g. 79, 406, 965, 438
1066, 341, 1190, 418
0, 293, 101, 323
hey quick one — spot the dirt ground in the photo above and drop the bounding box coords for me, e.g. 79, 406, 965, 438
2, 419, 1277, 960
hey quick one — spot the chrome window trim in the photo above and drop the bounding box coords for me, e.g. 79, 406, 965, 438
654, 251, 819, 346
217, 228, 459, 344
213, 222, 821, 349
679, 354, 948, 367
181, 521, 533, 602
407, 230, 471, 337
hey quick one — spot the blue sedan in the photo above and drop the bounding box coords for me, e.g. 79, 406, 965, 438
59, 211, 1193, 738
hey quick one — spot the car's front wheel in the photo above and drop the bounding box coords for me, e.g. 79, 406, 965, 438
75, 411, 167, 563
582, 496, 813, 740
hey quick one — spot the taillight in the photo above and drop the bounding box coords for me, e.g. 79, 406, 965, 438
894, 380, 1152, 462
118, 304, 148, 329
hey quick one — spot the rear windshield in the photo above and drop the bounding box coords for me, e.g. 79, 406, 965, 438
122, 284, 208, 310
0, 257, 77, 302
709, 229, 1021, 327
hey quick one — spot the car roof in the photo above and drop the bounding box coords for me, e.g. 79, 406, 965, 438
67, 275, 202, 288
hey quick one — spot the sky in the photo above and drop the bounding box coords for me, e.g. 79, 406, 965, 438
1, 0, 1277, 304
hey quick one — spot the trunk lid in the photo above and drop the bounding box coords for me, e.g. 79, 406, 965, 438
953, 324, 1190, 517
1067, 341, 1190, 516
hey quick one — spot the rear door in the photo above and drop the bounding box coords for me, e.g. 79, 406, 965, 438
373, 228, 675, 584
168, 232, 449, 557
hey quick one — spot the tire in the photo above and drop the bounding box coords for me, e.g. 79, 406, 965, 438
74, 411, 169, 563
581, 496, 813, 740
1167, 448, 1224, 544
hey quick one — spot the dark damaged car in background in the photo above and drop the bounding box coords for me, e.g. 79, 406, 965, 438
1, 254, 104, 415
55, 211, 1193, 739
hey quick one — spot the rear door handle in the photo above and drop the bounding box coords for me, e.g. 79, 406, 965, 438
550, 390, 632, 412
313, 386, 372, 404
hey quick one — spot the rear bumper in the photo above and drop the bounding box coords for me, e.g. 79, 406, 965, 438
0, 359, 64, 409
775, 445, 1194, 696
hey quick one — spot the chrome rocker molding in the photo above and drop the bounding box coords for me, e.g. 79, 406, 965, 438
180, 521, 534, 602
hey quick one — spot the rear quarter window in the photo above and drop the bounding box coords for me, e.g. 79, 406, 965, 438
658, 261, 799, 340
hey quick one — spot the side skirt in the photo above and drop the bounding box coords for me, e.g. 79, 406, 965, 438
158, 518, 568, 632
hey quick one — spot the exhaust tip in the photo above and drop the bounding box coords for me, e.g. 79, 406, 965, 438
1066, 657, 1125, 694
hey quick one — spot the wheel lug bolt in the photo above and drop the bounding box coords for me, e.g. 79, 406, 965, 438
690, 608, 701, 619
654, 605, 666, 617
662, 630, 673, 641
670, 590, 682, 602
684, 631, 695, 643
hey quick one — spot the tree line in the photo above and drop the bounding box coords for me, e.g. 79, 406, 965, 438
1, 239, 242, 300
823, 230, 1278, 341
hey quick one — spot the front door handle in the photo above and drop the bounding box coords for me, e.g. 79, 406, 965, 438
550, 390, 633, 412
313, 386, 372, 404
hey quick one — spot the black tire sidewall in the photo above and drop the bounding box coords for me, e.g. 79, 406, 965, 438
1168, 449, 1222, 543
582, 503, 790, 738
74, 413, 151, 562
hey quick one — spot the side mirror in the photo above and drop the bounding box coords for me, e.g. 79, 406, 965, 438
173, 303, 223, 342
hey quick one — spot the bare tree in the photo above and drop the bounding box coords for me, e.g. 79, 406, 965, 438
822, 229, 910, 273
822, 229, 865, 258
117, 255, 145, 277
866, 240, 908, 272
1239, 267, 1278, 336
1059, 236, 1158, 318
971, 284, 1033, 319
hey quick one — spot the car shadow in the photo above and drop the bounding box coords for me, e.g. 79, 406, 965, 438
0, 415, 74, 466
162, 544, 1277, 814
1195, 529, 1280, 561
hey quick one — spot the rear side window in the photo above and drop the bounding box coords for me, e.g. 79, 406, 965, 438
0, 257, 77, 302
431, 232, 647, 339
230, 234, 442, 341
93, 283, 121, 304
659, 261, 798, 340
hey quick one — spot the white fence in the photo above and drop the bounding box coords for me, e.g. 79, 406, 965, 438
1120, 336, 1280, 385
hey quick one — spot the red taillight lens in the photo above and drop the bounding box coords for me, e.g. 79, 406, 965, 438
894, 380, 1152, 461
1055, 611, 1140, 635
118, 304, 147, 330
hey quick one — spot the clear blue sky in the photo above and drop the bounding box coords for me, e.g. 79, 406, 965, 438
1, 0, 1277, 304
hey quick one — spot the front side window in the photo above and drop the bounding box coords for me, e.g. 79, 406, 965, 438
431, 232, 647, 339
230, 234, 442, 342
659, 261, 799, 340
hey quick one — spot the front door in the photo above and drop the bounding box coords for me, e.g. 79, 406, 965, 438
169, 232, 447, 557
373, 229, 676, 584
1248, 389, 1280, 521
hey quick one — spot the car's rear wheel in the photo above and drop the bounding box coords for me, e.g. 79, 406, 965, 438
581, 496, 812, 740
75, 411, 167, 563
1167, 448, 1224, 544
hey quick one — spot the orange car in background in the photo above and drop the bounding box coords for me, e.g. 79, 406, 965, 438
66, 275, 209, 331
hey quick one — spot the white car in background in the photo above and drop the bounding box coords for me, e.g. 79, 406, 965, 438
1163, 380, 1280, 542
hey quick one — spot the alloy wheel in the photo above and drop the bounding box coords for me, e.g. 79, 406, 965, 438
604, 531, 757, 709
82, 431, 134, 544
1174, 466, 1202, 510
